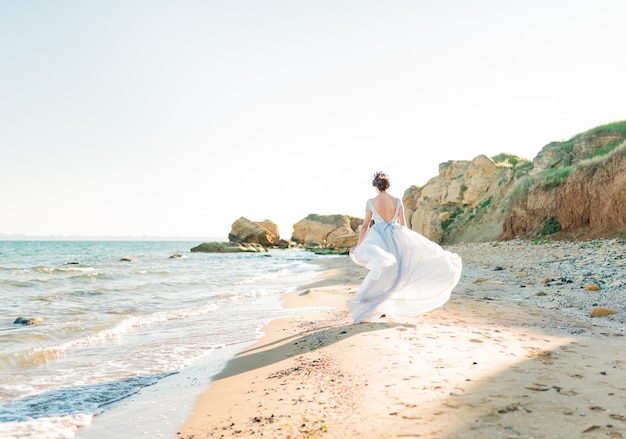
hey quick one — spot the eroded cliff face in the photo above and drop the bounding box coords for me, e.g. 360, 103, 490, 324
559, 152, 626, 233
405, 122, 626, 243
501, 149, 626, 240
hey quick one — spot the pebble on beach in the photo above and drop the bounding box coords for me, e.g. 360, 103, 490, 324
590, 307, 617, 317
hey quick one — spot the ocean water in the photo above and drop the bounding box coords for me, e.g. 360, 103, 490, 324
0, 241, 330, 438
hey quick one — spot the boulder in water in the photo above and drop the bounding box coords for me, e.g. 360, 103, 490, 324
14, 317, 44, 325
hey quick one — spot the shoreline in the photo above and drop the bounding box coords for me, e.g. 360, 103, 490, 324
179, 239, 626, 438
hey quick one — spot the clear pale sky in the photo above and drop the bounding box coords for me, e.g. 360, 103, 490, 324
2, 1, 625, 240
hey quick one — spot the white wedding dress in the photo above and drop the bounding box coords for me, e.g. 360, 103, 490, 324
349, 198, 462, 323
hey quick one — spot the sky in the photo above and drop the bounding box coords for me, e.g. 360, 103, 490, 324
1, 0, 625, 240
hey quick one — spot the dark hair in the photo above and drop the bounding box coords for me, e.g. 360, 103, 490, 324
372, 171, 390, 191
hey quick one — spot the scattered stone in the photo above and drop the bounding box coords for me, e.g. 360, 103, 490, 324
448, 239, 626, 330
582, 425, 601, 433
497, 403, 520, 413
14, 317, 44, 325
524, 384, 550, 391
585, 283, 600, 291
535, 291, 547, 296
590, 307, 617, 318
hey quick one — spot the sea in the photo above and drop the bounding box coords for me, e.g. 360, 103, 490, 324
0, 240, 334, 439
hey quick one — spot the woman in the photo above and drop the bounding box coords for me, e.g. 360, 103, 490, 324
349, 172, 462, 323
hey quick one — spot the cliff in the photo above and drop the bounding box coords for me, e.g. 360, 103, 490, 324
406, 121, 626, 243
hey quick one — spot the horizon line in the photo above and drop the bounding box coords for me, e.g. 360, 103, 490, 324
0, 233, 227, 241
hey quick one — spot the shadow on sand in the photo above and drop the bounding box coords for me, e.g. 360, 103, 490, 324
212, 320, 412, 380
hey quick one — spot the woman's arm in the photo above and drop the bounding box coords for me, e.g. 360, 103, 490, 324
398, 203, 406, 226
356, 209, 373, 246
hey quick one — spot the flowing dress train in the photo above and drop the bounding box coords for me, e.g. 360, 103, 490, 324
349, 198, 462, 323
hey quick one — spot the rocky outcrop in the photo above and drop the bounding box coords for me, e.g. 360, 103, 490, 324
228, 217, 280, 247
291, 214, 361, 248
404, 155, 513, 243
192, 217, 289, 254
404, 121, 626, 243
190, 242, 267, 253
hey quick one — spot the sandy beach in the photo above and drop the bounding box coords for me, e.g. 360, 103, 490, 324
178, 239, 626, 439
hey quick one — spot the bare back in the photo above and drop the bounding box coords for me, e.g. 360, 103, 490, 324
371, 193, 399, 223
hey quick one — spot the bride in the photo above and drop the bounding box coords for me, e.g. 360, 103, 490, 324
349, 171, 462, 323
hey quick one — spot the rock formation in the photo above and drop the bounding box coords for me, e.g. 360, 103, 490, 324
403, 154, 514, 243
405, 120, 626, 243
291, 214, 361, 249
191, 217, 289, 253
331, 234, 359, 249
229, 217, 280, 246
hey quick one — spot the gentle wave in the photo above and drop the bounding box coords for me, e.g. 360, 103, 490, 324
1, 302, 220, 369
0, 279, 36, 288
0, 372, 175, 423
0, 242, 326, 438
0, 413, 93, 439
31, 266, 97, 274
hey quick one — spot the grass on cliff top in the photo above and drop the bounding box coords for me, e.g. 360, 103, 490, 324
581, 120, 626, 137
553, 120, 626, 155
577, 140, 626, 176
491, 153, 534, 178
492, 153, 525, 167
511, 139, 626, 198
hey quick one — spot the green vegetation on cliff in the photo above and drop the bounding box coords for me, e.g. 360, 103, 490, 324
441, 120, 626, 242
555, 120, 626, 159
510, 121, 626, 196
536, 166, 575, 190
491, 153, 533, 177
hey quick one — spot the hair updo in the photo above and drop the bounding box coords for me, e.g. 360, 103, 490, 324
372, 171, 390, 191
